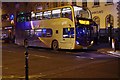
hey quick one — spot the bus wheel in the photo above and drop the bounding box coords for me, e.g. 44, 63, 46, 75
52, 40, 59, 50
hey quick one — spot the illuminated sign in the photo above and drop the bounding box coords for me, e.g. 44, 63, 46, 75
10, 14, 14, 20
4, 26, 12, 30
79, 20, 90, 25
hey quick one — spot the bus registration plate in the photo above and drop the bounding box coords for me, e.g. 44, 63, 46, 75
83, 47, 87, 49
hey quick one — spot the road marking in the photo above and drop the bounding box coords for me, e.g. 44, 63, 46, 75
1, 60, 114, 79
3, 50, 16, 54
7, 51, 13, 53
31, 54, 51, 59
1, 74, 46, 79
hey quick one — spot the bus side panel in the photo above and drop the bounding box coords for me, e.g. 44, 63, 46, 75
15, 22, 31, 45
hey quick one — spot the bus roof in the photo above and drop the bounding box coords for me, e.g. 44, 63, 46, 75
34, 5, 86, 13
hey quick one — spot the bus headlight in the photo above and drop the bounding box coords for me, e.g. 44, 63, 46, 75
91, 41, 94, 44
76, 41, 79, 45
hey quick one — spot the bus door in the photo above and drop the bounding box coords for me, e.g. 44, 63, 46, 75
60, 27, 74, 49
25, 29, 36, 46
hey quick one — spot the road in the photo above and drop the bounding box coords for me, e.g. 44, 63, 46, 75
1, 43, 120, 80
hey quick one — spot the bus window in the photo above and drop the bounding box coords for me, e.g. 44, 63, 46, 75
46, 29, 52, 37
35, 28, 52, 37
31, 11, 36, 20
36, 12, 43, 20
43, 11, 51, 19
62, 7, 72, 20
17, 14, 25, 22
17, 12, 30, 22
35, 29, 42, 37
30, 29, 35, 37
63, 28, 74, 38
52, 9, 61, 18
26, 12, 31, 21
25, 30, 30, 36
73, 6, 90, 19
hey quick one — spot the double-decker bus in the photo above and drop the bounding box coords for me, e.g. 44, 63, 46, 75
15, 5, 95, 50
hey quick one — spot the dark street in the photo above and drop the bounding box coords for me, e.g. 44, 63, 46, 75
2, 43, 120, 80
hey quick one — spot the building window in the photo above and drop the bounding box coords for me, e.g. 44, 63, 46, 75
105, 14, 114, 28
105, 0, 113, 6
63, 28, 74, 38
82, 0, 87, 7
93, 16, 100, 32
94, 0, 99, 6
107, 0, 113, 4
72, 0, 76, 6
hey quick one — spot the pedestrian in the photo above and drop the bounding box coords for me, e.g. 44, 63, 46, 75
114, 30, 119, 51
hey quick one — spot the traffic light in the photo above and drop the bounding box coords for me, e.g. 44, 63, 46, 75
10, 14, 14, 20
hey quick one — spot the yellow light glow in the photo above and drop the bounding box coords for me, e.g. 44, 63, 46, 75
79, 20, 90, 25
11, 20, 14, 24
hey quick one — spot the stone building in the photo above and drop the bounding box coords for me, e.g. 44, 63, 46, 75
76, 0, 120, 42
1, 1, 120, 42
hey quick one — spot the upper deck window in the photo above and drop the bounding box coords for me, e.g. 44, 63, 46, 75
31, 11, 36, 20
36, 12, 43, 20
62, 7, 72, 20
52, 9, 61, 18
94, 0, 100, 6
74, 6, 90, 19
17, 12, 31, 22
82, 0, 87, 7
106, 0, 113, 4
17, 13, 26, 22
43, 11, 51, 19
105, 0, 113, 5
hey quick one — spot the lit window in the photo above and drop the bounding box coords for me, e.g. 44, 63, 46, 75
105, 14, 114, 28
94, 0, 99, 6
43, 11, 51, 19
106, 0, 113, 4
31, 11, 36, 20
52, 9, 61, 18
36, 12, 43, 20
93, 16, 100, 26
72, 0, 76, 6
35, 28, 52, 37
17, 12, 31, 22
63, 28, 74, 38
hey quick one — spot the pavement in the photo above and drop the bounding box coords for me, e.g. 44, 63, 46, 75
91, 43, 120, 58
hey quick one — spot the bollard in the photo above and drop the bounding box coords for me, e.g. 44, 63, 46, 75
112, 38, 119, 52
112, 39, 116, 52
24, 39, 29, 80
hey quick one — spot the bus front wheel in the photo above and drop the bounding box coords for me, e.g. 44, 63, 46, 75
52, 40, 59, 50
